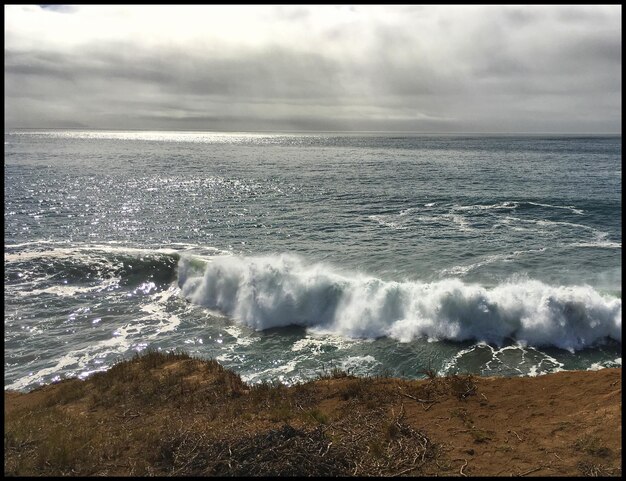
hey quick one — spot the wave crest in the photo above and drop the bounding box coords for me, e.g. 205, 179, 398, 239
177, 254, 621, 351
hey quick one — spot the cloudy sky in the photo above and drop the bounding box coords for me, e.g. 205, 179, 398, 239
4, 5, 621, 133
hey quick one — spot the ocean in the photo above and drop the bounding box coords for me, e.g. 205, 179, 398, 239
4, 130, 622, 392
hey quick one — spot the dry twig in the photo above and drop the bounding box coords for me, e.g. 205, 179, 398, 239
459, 458, 468, 477
518, 465, 543, 476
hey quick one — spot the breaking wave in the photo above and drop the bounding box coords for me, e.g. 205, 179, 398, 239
177, 253, 621, 351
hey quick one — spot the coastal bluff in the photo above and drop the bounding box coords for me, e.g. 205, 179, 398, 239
5, 351, 621, 476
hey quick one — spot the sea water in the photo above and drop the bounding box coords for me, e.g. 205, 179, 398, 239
4, 130, 622, 391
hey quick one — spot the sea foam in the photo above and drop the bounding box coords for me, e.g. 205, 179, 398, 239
177, 254, 621, 351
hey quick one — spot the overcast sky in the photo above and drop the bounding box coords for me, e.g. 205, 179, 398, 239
4, 5, 622, 133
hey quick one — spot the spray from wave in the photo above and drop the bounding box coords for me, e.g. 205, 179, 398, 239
177, 254, 621, 351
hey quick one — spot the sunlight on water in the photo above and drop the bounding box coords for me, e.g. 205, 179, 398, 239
4, 131, 621, 391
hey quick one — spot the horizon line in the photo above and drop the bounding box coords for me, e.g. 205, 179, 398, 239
4, 127, 622, 136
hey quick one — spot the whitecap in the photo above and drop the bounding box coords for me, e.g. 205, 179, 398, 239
177, 253, 621, 352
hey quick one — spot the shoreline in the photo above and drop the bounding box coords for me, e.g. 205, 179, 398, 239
4, 351, 622, 476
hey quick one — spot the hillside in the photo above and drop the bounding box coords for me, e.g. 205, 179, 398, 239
4, 351, 621, 476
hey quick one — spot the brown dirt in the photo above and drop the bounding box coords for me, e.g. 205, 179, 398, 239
4, 351, 622, 476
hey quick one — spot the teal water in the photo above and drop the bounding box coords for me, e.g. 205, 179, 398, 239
4, 130, 621, 391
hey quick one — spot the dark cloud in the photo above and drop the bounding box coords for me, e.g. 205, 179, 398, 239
4, 5, 621, 133
39, 5, 77, 14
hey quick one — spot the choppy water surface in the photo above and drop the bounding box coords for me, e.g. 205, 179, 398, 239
4, 131, 621, 391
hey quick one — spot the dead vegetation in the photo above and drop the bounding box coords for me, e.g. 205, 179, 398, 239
4, 350, 622, 477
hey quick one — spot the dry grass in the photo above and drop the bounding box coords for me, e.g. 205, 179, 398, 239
574, 435, 612, 458
4, 351, 621, 477
4, 350, 440, 476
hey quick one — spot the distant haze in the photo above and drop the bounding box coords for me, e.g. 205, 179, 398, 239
4, 5, 621, 133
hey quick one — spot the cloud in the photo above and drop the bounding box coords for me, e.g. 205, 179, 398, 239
4, 5, 621, 132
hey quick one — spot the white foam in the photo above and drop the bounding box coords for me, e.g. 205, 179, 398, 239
450, 201, 583, 216
4, 243, 182, 264
368, 214, 408, 230
177, 253, 621, 351
5, 284, 187, 391
587, 357, 622, 371
568, 241, 621, 249
291, 334, 356, 354
85, 244, 181, 256
446, 213, 474, 232
439, 342, 565, 377
5, 323, 136, 391
5, 239, 59, 248
14, 284, 98, 298
4, 247, 82, 262
339, 355, 381, 375
291, 337, 328, 354
398, 207, 418, 216
525, 201, 584, 215
439, 248, 547, 277
503, 216, 598, 233
452, 201, 518, 212
137, 286, 182, 334
438, 344, 483, 376
223, 325, 257, 346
